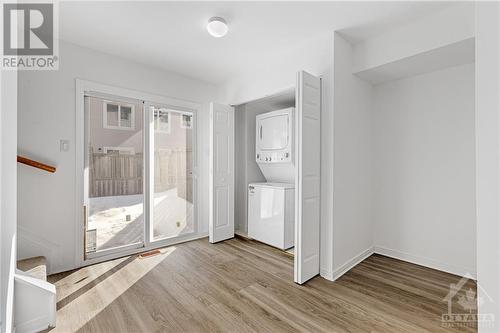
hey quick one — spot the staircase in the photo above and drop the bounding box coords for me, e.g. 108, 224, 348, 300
15, 157, 57, 332
14, 257, 56, 333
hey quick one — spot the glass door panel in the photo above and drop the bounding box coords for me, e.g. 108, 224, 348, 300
150, 106, 194, 241
84, 95, 144, 256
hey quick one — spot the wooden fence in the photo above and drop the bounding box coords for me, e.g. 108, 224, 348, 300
89, 149, 193, 202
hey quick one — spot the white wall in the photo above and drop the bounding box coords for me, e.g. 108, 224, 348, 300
221, 32, 333, 105
372, 63, 476, 277
352, 3, 475, 73
1, 70, 18, 333
476, 2, 500, 331
17, 41, 220, 274
330, 33, 374, 280
234, 105, 247, 233
234, 104, 266, 234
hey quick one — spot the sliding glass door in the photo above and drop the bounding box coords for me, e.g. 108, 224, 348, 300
149, 105, 195, 241
84, 95, 145, 258
83, 93, 196, 260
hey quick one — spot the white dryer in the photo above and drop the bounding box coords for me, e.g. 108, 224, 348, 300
255, 108, 294, 183
248, 182, 294, 250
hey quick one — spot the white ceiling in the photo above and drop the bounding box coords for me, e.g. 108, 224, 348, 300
60, 1, 454, 85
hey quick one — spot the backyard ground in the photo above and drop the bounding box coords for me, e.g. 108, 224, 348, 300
88, 188, 193, 252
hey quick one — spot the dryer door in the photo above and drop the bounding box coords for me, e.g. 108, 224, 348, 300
258, 113, 289, 151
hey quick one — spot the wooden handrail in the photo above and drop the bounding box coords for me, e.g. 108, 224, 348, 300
17, 156, 56, 173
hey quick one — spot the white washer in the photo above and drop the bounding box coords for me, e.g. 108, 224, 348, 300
248, 182, 294, 250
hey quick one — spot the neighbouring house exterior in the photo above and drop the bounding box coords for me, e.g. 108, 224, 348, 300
85, 96, 193, 201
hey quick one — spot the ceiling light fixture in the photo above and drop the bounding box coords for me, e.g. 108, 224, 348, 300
207, 17, 228, 38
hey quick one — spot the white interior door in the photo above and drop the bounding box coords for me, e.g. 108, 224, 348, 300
294, 71, 321, 284
209, 102, 235, 243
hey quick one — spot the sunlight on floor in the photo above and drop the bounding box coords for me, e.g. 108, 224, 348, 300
50, 247, 176, 332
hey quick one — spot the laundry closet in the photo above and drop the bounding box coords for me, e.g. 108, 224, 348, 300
208, 71, 321, 284
234, 89, 295, 251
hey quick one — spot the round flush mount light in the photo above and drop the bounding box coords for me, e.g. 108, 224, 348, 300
207, 17, 228, 38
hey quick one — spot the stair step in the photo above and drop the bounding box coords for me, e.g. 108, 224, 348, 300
17, 256, 47, 281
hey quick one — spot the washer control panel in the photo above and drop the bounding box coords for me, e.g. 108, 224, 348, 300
256, 151, 291, 163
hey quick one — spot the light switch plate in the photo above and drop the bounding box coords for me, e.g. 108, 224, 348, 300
60, 139, 70, 152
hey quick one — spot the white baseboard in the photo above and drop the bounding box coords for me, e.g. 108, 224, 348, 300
320, 268, 334, 281
373, 246, 477, 279
15, 314, 50, 333
331, 247, 374, 282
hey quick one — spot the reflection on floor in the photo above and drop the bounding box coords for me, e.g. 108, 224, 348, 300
88, 188, 193, 251
48, 238, 477, 333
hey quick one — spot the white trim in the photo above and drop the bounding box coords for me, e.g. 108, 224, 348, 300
320, 268, 334, 281
102, 101, 136, 131
77, 79, 200, 110
325, 245, 477, 282
145, 102, 153, 248
230, 86, 295, 107
324, 245, 477, 282
75, 79, 201, 269
4, 236, 16, 333
330, 247, 374, 282
81, 233, 207, 268
14, 271, 56, 333
75, 79, 85, 269
85, 242, 144, 260
14, 314, 51, 333
373, 246, 477, 279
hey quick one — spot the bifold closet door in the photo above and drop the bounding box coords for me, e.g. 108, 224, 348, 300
294, 70, 321, 284
209, 102, 235, 243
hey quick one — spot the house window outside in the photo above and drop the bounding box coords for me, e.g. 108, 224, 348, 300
102, 147, 135, 155
180, 114, 193, 129
103, 102, 135, 130
154, 108, 171, 134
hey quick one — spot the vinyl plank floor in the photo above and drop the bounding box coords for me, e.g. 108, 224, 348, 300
47, 237, 477, 333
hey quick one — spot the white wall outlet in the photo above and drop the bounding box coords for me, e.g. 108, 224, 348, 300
60, 139, 70, 152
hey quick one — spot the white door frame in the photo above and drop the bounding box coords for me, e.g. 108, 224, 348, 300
75, 79, 201, 268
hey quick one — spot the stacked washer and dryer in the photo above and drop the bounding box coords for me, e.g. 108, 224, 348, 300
248, 108, 295, 250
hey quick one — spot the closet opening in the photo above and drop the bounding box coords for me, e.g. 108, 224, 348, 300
209, 70, 322, 284
234, 88, 296, 256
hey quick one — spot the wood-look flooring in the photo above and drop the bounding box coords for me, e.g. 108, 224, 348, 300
48, 237, 477, 333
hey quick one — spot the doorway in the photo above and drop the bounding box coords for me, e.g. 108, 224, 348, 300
84, 95, 145, 258
77, 81, 199, 264
208, 70, 321, 284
